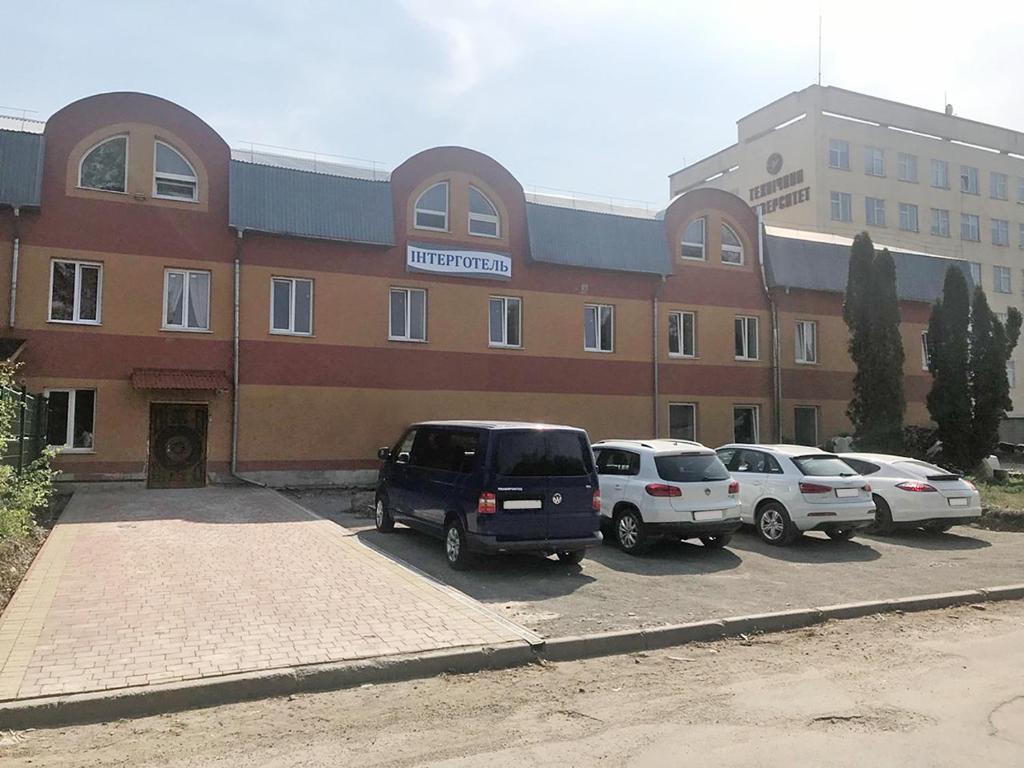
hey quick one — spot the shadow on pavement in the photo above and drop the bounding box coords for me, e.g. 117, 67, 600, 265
588, 537, 743, 576
863, 528, 991, 551
728, 527, 883, 563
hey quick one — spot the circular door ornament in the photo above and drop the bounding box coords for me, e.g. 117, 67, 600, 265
153, 425, 202, 470
766, 152, 783, 175
552, 493, 563, 505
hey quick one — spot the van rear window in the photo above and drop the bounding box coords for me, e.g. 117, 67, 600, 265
494, 431, 591, 477
655, 453, 729, 482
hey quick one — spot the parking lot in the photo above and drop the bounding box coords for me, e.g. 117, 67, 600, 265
293, 491, 1024, 638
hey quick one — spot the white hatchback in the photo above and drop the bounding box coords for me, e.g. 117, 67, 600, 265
715, 444, 876, 546
839, 453, 982, 533
592, 439, 741, 554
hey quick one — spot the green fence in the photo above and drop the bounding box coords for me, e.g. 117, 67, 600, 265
1, 387, 47, 472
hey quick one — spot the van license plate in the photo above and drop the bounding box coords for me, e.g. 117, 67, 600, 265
694, 510, 723, 521
834, 488, 859, 498
948, 497, 968, 507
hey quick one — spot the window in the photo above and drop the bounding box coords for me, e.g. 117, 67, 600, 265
794, 406, 819, 447
668, 311, 696, 357
991, 172, 1008, 200
468, 186, 500, 237
1009, 361, 1017, 389
1019, 178, 1024, 202
413, 182, 448, 231
494, 430, 592, 477
584, 303, 614, 352
49, 260, 101, 324
899, 203, 919, 232
668, 403, 697, 441
865, 197, 886, 227
1020, 223, 1024, 249
993, 218, 1010, 246
270, 277, 313, 335
864, 147, 885, 176
930, 208, 950, 237
596, 449, 641, 476
930, 159, 949, 189
994, 266, 1011, 294
960, 165, 979, 194
897, 152, 918, 182
409, 428, 481, 474
655, 453, 729, 482
830, 191, 851, 222
389, 287, 427, 341
78, 135, 127, 193
681, 217, 705, 260
735, 316, 759, 360
488, 296, 521, 348
719, 448, 780, 473
970, 262, 981, 286
795, 320, 817, 364
921, 331, 930, 370
44, 389, 95, 452
844, 458, 881, 476
153, 141, 198, 201
828, 139, 849, 170
733, 406, 759, 443
720, 223, 744, 265
961, 213, 980, 241
163, 269, 210, 331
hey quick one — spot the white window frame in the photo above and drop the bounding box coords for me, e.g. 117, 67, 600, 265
865, 147, 885, 177
897, 152, 918, 183
48, 259, 103, 325
389, 287, 428, 342
733, 405, 760, 443
930, 159, 949, 189
991, 172, 1008, 200
668, 310, 696, 358
865, 197, 886, 227
960, 165, 979, 195
668, 403, 697, 441
930, 208, 950, 237
921, 331, 930, 371
1020, 223, 1024, 250
830, 191, 851, 222
898, 203, 919, 233
584, 303, 615, 353
994, 265, 1012, 294
413, 182, 449, 232
43, 388, 96, 453
680, 217, 706, 260
795, 320, 817, 364
793, 406, 819, 447
735, 315, 759, 361
152, 140, 198, 202
468, 185, 500, 239
720, 223, 744, 265
970, 262, 982, 287
828, 138, 849, 170
1009, 360, 1017, 389
270, 277, 314, 336
1019, 177, 1024, 202
488, 295, 522, 348
961, 213, 980, 242
162, 268, 211, 332
992, 219, 1010, 246
77, 134, 128, 193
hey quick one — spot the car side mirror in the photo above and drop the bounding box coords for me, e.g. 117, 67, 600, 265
377, 447, 391, 461
396, 452, 410, 464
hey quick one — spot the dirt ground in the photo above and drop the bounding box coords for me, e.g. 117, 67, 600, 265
3, 601, 1023, 767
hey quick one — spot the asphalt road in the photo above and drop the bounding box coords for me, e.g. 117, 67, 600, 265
294, 491, 1024, 638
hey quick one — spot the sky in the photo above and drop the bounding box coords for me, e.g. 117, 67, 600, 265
6, 0, 1024, 204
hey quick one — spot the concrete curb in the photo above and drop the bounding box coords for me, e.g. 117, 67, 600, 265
4, 583, 1024, 730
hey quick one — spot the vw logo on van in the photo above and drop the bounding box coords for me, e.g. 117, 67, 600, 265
704, 488, 712, 496
552, 493, 563, 505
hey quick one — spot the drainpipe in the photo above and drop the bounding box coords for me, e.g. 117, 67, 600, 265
757, 207, 782, 442
9, 207, 20, 327
652, 275, 665, 437
230, 229, 265, 488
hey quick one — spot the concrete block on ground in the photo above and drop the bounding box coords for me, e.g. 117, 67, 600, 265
641, 620, 726, 650
720, 608, 823, 636
888, 590, 983, 612
542, 629, 647, 662
818, 600, 895, 620
978, 584, 1024, 602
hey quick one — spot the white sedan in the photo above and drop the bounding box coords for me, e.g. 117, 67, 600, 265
839, 453, 982, 533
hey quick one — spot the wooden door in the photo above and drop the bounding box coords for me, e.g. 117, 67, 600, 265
148, 403, 208, 489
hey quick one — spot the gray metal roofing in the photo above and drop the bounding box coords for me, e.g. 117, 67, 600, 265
0, 130, 43, 208
764, 233, 973, 303
229, 160, 395, 245
525, 202, 671, 276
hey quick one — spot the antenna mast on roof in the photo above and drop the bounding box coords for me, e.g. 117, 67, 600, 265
817, 10, 823, 86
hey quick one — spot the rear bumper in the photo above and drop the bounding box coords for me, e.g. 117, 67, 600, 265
793, 501, 876, 531
806, 517, 876, 532
896, 515, 980, 527
465, 531, 603, 554
644, 519, 743, 538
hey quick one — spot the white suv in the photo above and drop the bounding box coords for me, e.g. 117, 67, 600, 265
715, 444, 876, 546
592, 439, 741, 555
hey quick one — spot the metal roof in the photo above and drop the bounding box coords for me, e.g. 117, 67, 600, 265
229, 160, 395, 245
0, 130, 43, 208
764, 232, 974, 303
525, 202, 671, 276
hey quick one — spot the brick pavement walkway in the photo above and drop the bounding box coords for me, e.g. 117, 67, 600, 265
0, 486, 530, 701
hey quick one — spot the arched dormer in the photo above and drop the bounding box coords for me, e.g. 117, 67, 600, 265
662, 188, 758, 272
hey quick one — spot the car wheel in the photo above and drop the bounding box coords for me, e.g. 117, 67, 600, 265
556, 550, 585, 565
870, 494, 895, 534
615, 508, 648, 555
375, 497, 395, 533
923, 521, 954, 533
444, 519, 473, 570
699, 534, 732, 549
756, 503, 797, 546
826, 528, 856, 541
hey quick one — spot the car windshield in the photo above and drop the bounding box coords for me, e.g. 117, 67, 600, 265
494, 430, 592, 477
655, 453, 730, 482
792, 454, 856, 477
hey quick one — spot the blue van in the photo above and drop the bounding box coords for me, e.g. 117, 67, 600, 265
375, 421, 603, 569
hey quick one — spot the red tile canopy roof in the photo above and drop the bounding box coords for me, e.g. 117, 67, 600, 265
130, 368, 230, 391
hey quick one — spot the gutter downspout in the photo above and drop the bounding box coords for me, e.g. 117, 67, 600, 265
757, 207, 782, 442
652, 275, 665, 437
231, 229, 265, 488
9, 207, 20, 327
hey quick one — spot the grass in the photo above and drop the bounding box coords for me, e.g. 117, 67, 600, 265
0, 491, 70, 614
973, 474, 1024, 531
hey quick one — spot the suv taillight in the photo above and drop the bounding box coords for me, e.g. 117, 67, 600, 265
862, 483, 872, 493
645, 483, 682, 497
592, 489, 601, 511
477, 492, 497, 514
798, 481, 832, 494
728, 479, 739, 495
896, 481, 937, 492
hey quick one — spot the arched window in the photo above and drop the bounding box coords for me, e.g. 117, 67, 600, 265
414, 182, 448, 231
468, 186, 500, 237
681, 217, 705, 260
78, 135, 128, 193
153, 141, 198, 201
721, 223, 744, 265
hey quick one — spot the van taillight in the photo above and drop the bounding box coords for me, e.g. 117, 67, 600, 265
477, 492, 497, 514
798, 482, 832, 494
592, 489, 601, 511
728, 479, 739, 495
645, 483, 682, 497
